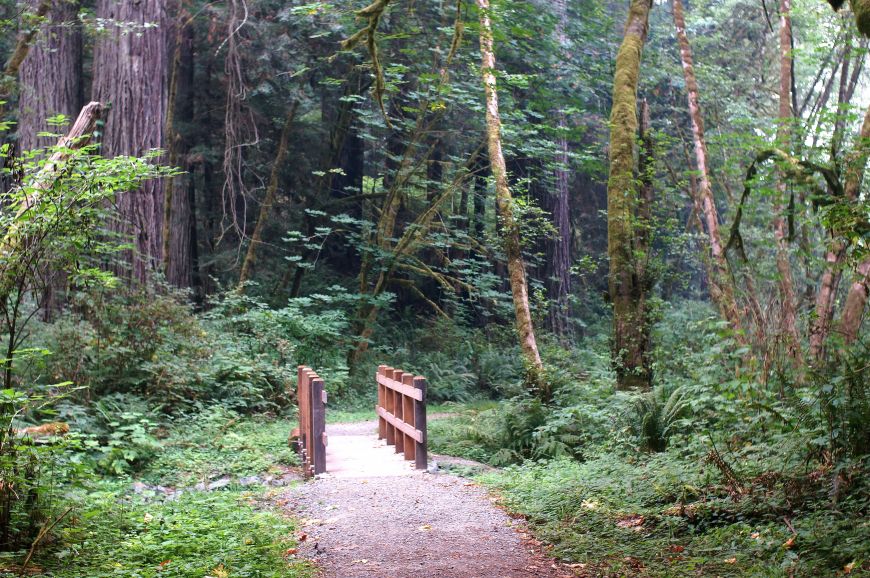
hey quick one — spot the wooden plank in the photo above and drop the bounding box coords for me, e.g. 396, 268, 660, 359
413, 376, 428, 470
375, 406, 423, 443
311, 378, 327, 475
377, 365, 386, 439
402, 373, 415, 461
297, 366, 309, 474
393, 372, 405, 455
384, 367, 396, 445
376, 373, 423, 401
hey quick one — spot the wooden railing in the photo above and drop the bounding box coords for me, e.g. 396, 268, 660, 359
293, 366, 327, 477
375, 365, 427, 469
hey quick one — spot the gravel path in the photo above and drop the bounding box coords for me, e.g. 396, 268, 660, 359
283, 420, 574, 578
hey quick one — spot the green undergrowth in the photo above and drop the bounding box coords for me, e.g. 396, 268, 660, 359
426, 304, 870, 576
3, 409, 310, 578
144, 407, 300, 487
476, 454, 870, 576
6, 482, 311, 578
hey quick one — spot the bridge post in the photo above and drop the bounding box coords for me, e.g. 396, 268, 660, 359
413, 376, 427, 470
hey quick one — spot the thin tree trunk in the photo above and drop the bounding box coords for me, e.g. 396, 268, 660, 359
839, 257, 870, 344
238, 101, 298, 289
607, 0, 653, 390
672, 0, 743, 337
477, 0, 544, 382
546, 0, 573, 338
773, 0, 801, 361
809, 101, 870, 358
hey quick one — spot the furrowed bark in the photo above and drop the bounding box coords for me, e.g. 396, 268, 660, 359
477, 0, 544, 382
607, 0, 653, 390
18, 0, 82, 152
92, 0, 172, 284
672, 0, 743, 338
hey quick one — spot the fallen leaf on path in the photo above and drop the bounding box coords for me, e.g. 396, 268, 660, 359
351, 559, 369, 565
616, 515, 645, 530
418, 524, 432, 531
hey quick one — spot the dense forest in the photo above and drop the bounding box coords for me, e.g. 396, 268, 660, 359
0, 0, 869, 575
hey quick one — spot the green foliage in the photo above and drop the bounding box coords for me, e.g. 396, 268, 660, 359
0, 388, 72, 551
812, 343, 870, 458
144, 407, 299, 487
619, 384, 691, 453
17, 481, 311, 578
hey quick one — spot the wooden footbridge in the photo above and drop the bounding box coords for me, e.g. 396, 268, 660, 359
291, 365, 428, 478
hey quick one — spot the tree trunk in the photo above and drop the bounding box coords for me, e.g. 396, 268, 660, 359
17, 0, 82, 318
18, 0, 82, 152
547, 0, 573, 338
773, 0, 802, 360
607, 0, 653, 390
238, 101, 298, 289
809, 101, 870, 358
672, 0, 743, 337
91, 0, 172, 284
839, 257, 870, 344
477, 0, 544, 382
161, 4, 194, 287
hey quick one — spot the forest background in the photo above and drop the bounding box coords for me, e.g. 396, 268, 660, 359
0, 0, 868, 575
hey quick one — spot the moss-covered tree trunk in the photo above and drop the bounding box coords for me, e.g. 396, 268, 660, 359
810, 102, 870, 358
477, 0, 544, 381
839, 257, 870, 343
607, 0, 653, 390
672, 0, 743, 338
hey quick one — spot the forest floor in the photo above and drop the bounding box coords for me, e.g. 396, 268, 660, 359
283, 419, 576, 578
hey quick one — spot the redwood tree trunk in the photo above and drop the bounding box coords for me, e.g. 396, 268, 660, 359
672, 0, 743, 337
91, 0, 172, 284
477, 0, 544, 381
18, 0, 82, 152
17, 0, 82, 317
607, 0, 653, 390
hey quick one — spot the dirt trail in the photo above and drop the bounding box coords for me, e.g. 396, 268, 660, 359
283, 419, 573, 578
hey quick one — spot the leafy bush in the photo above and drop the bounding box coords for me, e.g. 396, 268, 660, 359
619, 384, 691, 453
32, 481, 311, 578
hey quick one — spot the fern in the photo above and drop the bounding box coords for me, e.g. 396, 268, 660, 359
623, 384, 691, 452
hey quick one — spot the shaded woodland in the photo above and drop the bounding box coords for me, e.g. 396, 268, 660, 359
0, 0, 868, 575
